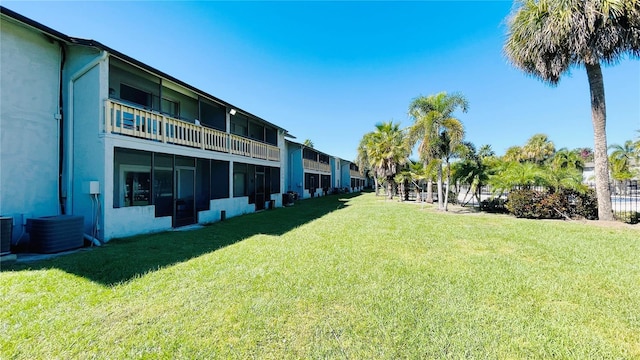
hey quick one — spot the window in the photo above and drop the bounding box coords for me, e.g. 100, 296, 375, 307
270, 167, 280, 193
211, 160, 230, 199
120, 84, 151, 108
321, 174, 331, 190
200, 100, 226, 131
114, 148, 151, 208
305, 173, 318, 190
153, 153, 173, 217
124, 170, 150, 206
196, 159, 210, 211
161, 97, 180, 118
233, 163, 247, 197
303, 148, 317, 161
249, 122, 264, 141
265, 127, 277, 146
230, 114, 248, 136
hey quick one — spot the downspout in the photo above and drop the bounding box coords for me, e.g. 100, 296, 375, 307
57, 42, 66, 214
65, 50, 108, 214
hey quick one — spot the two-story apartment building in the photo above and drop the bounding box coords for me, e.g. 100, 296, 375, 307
285, 140, 334, 198
1, 7, 287, 243
285, 140, 366, 199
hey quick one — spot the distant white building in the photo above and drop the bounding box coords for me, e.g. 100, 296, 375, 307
582, 162, 596, 187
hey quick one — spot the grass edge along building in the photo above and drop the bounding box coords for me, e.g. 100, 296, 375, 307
0, 6, 365, 249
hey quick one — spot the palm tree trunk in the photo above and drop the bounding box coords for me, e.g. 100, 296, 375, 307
374, 177, 379, 196
387, 179, 394, 200
586, 63, 614, 221
437, 164, 444, 210
424, 161, 433, 203
443, 162, 451, 211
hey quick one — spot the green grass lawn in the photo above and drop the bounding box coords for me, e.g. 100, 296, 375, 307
2, 192, 639, 359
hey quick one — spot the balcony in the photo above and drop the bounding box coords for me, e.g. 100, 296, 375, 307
350, 170, 361, 178
105, 99, 280, 162
303, 159, 331, 173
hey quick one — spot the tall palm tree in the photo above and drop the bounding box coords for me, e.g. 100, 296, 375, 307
357, 131, 379, 195
366, 121, 410, 200
504, 0, 640, 221
408, 92, 469, 211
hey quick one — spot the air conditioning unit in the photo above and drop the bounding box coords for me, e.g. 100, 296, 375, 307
27, 215, 84, 253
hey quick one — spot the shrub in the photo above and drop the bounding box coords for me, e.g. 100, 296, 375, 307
480, 198, 508, 213
506, 189, 569, 219
616, 212, 640, 224
447, 189, 458, 204
506, 188, 600, 220
568, 188, 598, 220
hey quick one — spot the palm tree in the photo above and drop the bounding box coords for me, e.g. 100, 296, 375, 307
453, 142, 494, 207
503, 146, 524, 163
542, 166, 587, 194
408, 92, 469, 211
407, 160, 428, 203
365, 121, 410, 200
489, 161, 545, 195
522, 134, 555, 165
504, 0, 640, 221
478, 144, 495, 159
302, 139, 314, 148
394, 163, 414, 202
357, 131, 379, 195
551, 148, 585, 172
609, 140, 638, 194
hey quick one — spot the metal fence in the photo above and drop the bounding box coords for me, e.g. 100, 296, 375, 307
611, 180, 639, 223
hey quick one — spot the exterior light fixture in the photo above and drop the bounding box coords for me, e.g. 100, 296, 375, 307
229, 109, 237, 115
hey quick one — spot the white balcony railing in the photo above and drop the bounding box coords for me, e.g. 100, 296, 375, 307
350, 170, 361, 178
105, 99, 280, 162
303, 159, 331, 173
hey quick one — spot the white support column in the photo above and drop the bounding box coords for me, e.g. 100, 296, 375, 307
229, 160, 234, 198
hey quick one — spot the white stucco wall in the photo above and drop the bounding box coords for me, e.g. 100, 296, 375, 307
0, 17, 62, 242
70, 61, 108, 237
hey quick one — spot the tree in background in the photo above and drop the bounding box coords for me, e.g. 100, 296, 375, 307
478, 144, 495, 159
576, 147, 595, 162
408, 92, 469, 211
609, 139, 639, 194
503, 146, 524, 163
302, 139, 314, 148
551, 148, 585, 172
356, 131, 378, 195
521, 134, 555, 165
363, 121, 410, 200
452, 142, 494, 206
504, 0, 640, 221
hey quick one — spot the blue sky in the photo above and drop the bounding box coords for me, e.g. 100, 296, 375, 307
5, 1, 638, 161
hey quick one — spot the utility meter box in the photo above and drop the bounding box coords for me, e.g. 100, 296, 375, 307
85, 181, 100, 195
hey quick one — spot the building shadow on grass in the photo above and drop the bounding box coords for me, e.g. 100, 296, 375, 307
2, 192, 361, 286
